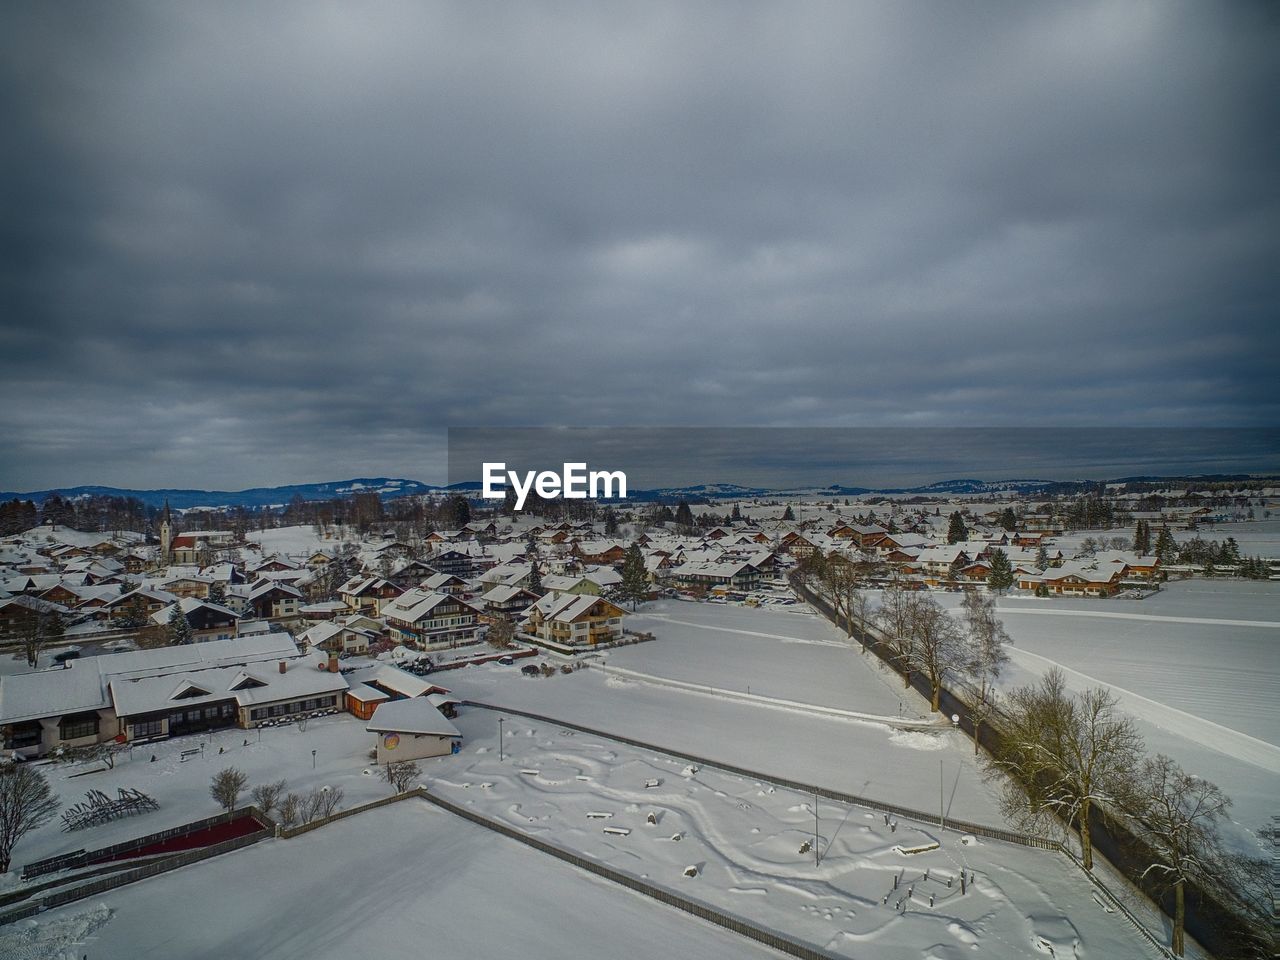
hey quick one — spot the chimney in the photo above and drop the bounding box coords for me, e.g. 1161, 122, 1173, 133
327, 652, 339, 673
278, 660, 287, 674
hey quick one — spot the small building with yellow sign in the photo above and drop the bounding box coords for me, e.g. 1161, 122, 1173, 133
366, 697, 462, 764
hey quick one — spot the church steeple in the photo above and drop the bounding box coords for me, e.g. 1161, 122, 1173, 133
160, 500, 173, 564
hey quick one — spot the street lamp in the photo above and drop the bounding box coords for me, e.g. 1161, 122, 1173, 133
311, 748, 317, 769
498, 717, 505, 762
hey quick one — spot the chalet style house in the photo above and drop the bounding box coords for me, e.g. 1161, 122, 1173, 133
381, 589, 482, 648
523, 593, 626, 647
338, 575, 404, 616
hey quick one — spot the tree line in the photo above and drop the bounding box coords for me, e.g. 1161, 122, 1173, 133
797, 559, 1273, 957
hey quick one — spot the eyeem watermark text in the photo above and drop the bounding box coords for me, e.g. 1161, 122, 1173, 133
481, 462, 627, 510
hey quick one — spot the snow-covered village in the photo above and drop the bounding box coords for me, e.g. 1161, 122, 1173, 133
4, 2, 1279, 958
0, 480, 1276, 959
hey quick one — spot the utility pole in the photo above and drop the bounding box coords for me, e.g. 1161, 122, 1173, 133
939, 758, 944, 830
499, 717, 505, 762
814, 792, 819, 867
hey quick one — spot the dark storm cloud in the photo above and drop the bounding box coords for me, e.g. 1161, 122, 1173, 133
2, 1, 1278, 489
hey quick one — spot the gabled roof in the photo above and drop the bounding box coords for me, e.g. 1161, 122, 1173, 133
366, 697, 461, 738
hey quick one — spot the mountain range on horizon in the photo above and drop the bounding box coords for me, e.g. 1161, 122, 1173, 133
1, 473, 1272, 511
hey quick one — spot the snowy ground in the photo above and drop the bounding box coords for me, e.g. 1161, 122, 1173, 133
12, 716, 1162, 960
9, 714, 390, 872
616, 601, 917, 718
872, 580, 1280, 854
444, 660, 1008, 828
428, 717, 1157, 959
12, 802, 784, 960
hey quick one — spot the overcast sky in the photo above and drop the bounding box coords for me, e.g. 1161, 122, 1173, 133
2, 2, 1277, 491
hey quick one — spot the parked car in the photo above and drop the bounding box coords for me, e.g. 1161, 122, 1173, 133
52, 646, 83, 663
497, 655, 516, 666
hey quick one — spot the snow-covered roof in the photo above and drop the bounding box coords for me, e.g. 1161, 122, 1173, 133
366, 697, 461, 738
0, 632, 300, 724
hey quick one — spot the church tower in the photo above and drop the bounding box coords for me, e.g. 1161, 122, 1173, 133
160, 501, 173, 565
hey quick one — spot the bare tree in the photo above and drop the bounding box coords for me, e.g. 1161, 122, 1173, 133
905, 595, 963, 712
278, 792, 301, 828
959, 590, 1011, 753
1116, 755, 1231, 956
818, 554, 866, 642
487, 615, 515, 651
988, 669, 1142, 870
210, 767, 249, 812
0, 600, 66, 669
0, 764, 60, 873
300, 785, 344, 822
250, 779, 287, 816
384, 760, 422, 794
876, 577, 919, 689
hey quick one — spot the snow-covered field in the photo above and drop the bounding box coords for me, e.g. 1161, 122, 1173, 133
871, 580, 1280, 853
12, 801, 784, 960
12, 714, 1160, 960
427, 716, 1154, 959
617, 600, 917, 717
446, 659, 1007, 828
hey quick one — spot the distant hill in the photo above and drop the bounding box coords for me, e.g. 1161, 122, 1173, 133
3, 473, 1269, 510
0, 478, 438, 510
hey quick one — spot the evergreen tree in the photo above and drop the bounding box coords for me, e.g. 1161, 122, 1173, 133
603, 508, 619, 536
987, 549, 1014, 593
998, 507, 1017, 531
1221, 537, 1240, 564
782, 505, 795, 522
619, 544, 648, 609
446, 495, 471, 529
1133, 519, 1151, 555
207, 580, 227, 606
168, 604, 193, 645
674, 500, 695, 529
947, 511, 968, 545
1154, 527, 1178, 566
1035, 544, 1049, 571
730, 503, 741, 521
527, 560, 543, 595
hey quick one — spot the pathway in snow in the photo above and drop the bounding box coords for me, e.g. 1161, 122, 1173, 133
638, 612, 852, 646
995, 604, 1280, 629
593, 662, 941, 731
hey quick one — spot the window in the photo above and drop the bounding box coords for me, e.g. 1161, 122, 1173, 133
60, 714, 99, 741
131, 719, 163, 738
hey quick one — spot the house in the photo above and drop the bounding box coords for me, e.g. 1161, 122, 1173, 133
1018, 559, 1127, 597
366, 698, 461, 764
477, 584, 540, 620
426, 549, 474, 578
523, 593, 626, 647
339, 575, 404, 616
245, 580, 304, 620
421, 572, 469, 596
666, 560, 761, 594
299, 620, 378, 656
0, 633, 337, 758
344, 665, 454, 720
150, 598, 242, 642
111, 655, 347, 738
382, 590, 482, 648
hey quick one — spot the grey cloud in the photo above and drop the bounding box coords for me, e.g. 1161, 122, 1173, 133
1, 1, 1278, 489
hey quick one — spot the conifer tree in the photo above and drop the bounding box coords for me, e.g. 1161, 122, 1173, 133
1154, 527, 1178, 565
168, 604, 193, 645
619, 544, 649, 609
987, 549, 1014, 593
947, 511, 968, 544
